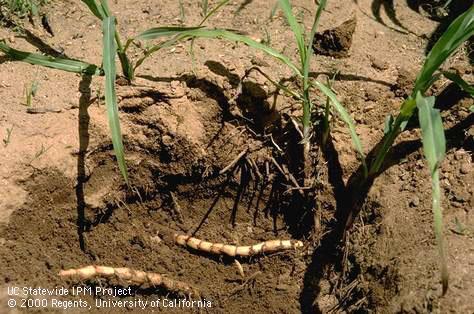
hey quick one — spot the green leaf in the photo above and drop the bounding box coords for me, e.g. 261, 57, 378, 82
0, 41, 102, 76
184, 28, 301, 75
383, 114, 394, 135
441, 71, 474, 96
416, 92, 448, 294
413, 5, 474, 95
133, 26, 205, 41
417, 93, 446, 173
81, 0, 107, 19
134, 28, 301, 76
30, 3, 38, 16
303, 0, 326, 80
201, 0, 208, 17
278, 0, 306, 66
199, 0, 230, 26
300, 0, 327, 137
102, 16, 128, 183
99, 0, 112, 17
312, 80, 368, 176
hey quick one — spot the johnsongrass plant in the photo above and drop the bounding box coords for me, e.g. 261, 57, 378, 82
363, 5, 473, 293
131, 0, 366, 183
416, 93, 448, 293
369, 5, 474, 177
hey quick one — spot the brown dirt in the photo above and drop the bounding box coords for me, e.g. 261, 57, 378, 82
0, 0, 473, 313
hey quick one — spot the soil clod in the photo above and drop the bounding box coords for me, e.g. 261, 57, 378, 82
313, 15, 357, 58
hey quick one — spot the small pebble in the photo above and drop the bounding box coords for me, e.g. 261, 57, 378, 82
454, 150, 464, 160
409, 196, 420, 207
370, 57, 388, 70
162, 135, 173, 146
170, 80, 180, 89
460, 162, 471, 175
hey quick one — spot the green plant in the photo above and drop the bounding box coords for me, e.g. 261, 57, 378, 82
179, 0, 185, 25
349, 5, 473, 293
200, 0, 209, 17
3, 126, 14, 147
81, 0, 133, 81
102, 16, 128, 183
132, 0, 365, 184
416, 93, 448, 292
24, 79, 38, 107
28, 143, 52, 164
0, 0, 48, 20
369, 5, 474, 177
153, 0, 471, 292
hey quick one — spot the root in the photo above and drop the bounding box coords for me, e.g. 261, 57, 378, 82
270, 157, 304, 196
59, 265, 200, 297
228, 271, 261, 297
220, 148, 248, 175
174, 234, 303, 257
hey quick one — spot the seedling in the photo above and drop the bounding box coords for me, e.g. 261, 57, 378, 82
417, 93, 448, 292
369, 6, 474, 177
133, 0, 365, 186
152, 1, 472, 292
3, 126, 13, 147
200, 0, 209, 17
179, 0, 185, 25
23, 79, 38, 107
29, 143, 52, 164
0, 0, 48, 20
348, 5, 474, 293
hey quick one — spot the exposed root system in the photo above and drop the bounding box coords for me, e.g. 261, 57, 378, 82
59, 265, 200, 297
174, 234, 303, 257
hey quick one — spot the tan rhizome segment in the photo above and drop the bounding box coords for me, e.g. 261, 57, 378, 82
59, 266, 199, 297
173, 234, 304, 257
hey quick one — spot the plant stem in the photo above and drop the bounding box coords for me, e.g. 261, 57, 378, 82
114, 30, 133, 81
432, 169, 448, 293
368, 119, 401, 176
369, 97, 417, 176
322, 94, 330, 146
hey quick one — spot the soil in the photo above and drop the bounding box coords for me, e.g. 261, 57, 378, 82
0, 0, 473, 313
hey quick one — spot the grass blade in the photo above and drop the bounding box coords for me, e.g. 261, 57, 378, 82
133, 26, 204, 41
312, 80, 368, 176
201, 0, 208, 17
184, 28, 301, 75
369, 6, 473, 176
199, 0, 230, 26
441, 70, 474, 96
81, 0, 106, 19
269, 1, 279, 20
416, 92, 448, 294
300, 0, 327, 139
99, 0, 112, 17
102, 16, 128, 183
0, 41, 102, 75
413, 5, 474, 95
278, 0, 306, 66
134, 28, 301, 76
303, 0, 326, 80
